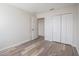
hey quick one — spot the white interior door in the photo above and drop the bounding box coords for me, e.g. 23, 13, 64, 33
52, 15, 61, 42
61, 14, 73, 45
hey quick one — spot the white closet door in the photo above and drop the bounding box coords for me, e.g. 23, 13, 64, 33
45, 16, 53, 41
45, 15, 61, 42
52, 15, 61, 42
61, 14, 73, 45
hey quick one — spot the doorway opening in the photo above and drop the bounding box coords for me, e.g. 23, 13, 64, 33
37, 18, 44, 38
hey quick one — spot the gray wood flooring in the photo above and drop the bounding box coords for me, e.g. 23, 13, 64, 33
0, 37, 78, 56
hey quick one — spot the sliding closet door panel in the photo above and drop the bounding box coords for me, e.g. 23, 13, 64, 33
45, 15, 61, 42
45, 16, 53, 41
52, 15, 61, 42
61, 14, 73, 45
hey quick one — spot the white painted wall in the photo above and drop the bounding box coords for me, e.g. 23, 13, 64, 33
0, 4, 34, 50
38, 19, 44, 36
75, 4, 79, 54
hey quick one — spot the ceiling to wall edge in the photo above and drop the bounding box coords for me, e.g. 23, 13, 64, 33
7, 3, 78, 19
9, 3, 76, 14
7, 4, 36, 15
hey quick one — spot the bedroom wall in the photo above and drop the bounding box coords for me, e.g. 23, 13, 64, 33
0, 4, 34, 51
75, 4, 79, 54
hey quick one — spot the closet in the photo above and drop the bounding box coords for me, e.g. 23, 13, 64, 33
45, 13, 73, 45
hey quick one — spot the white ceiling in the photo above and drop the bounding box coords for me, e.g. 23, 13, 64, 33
9, 3, 75, 13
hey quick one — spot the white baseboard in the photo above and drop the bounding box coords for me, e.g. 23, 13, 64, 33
76, 47, 79, 55
0, 39, 31, 51
73, 44, 79, 55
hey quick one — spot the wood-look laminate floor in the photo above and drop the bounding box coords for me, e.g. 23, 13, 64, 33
0, 37, 78, 56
